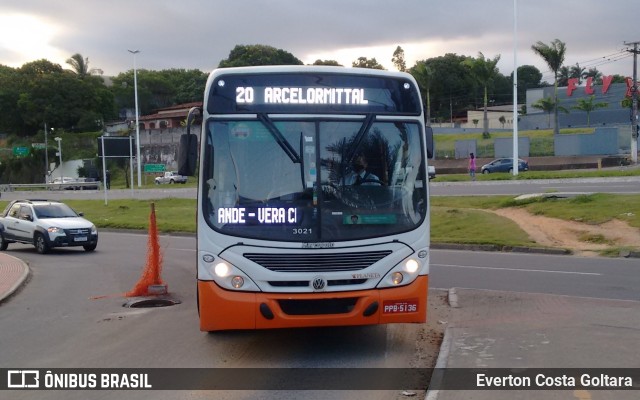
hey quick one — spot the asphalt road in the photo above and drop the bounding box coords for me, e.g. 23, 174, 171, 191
0, 232, 426, 400
1, 179, 638, 399
1, 230, 638, 399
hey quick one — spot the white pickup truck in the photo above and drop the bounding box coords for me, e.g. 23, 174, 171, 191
154, 171, 188, 184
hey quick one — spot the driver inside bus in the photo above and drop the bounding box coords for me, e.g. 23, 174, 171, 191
342, 154, 381, 186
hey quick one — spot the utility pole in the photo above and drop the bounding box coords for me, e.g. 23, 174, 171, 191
44, 122, 49, 183
625, 41, 639, 164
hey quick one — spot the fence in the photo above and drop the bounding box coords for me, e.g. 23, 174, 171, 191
0, 181, 102, 192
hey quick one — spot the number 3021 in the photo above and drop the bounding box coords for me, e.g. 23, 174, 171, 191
293, 228, 312, 235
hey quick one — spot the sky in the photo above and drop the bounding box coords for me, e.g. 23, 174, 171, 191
1, 0, 639, 84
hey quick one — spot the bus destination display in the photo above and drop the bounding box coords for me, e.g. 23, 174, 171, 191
218, 207, 299, 225
236, 86, 370, 105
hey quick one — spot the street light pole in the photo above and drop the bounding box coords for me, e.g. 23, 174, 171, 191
512, 0, 519, 176
54, 137, 63, 181
128, 49, 142, 187
44, 122, 49, 183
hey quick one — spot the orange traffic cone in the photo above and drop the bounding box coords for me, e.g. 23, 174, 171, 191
126, 203, 166, 297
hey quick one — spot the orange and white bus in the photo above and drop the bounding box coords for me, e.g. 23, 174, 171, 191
180, 66, 434, 331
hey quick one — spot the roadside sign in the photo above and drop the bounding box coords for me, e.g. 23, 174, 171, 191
144, 164, 166, 173
31, 143, 46, 149
13, 146, 29, 157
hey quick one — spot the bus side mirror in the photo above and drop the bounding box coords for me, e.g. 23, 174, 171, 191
425, 126, 434, 159
178, 134, 198, 176
178, 107, 201, 176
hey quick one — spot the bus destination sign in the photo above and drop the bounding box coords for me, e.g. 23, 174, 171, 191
218, 207, 298, 225
209, 72, 422, 115
236, 86, 369, 106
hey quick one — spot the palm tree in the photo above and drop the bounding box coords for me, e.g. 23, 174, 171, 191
462, 52, 501, 138
572, 95, 608, 126
411, 61, 433, 125
584, 68, 603, 84
532, 97, 568, 128
66, 53, 103, 78
531, 39, 567, 135
557, 66, 570, 87
569, 63, 586, 84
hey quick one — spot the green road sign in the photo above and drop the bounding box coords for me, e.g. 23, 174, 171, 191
31, 143, 46, 149
144, 164, 166, 173
13, 146, 30, 157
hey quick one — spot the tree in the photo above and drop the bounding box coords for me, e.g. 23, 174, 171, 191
157, 69, 208, 104
352, 57, 385, 70
569, 62, 586, 85
18, 59, 64, 76
572, 95, 608, 126
531, 97, 568, 128
511, 65, 543, 103
391, 46, 406, 72
499, 115, 506, 128
312, 59, 342, 66
218, 44, 303, 67
557, 66, 570, 87
531, 39, 567, 135
0, 65, 23, 134
409, 61, 433, 125
413, 53, 477, 124
610, 74, 628, 84
584, 67, 602, 84
66, 53, 103, 78
462, 52, 501, 138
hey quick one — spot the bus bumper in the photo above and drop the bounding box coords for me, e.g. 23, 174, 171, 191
198, 276, 428, 331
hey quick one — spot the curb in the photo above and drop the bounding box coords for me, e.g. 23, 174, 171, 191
425, 288, 457, 400
431, 242, 571, 256
0, 253, 30, 304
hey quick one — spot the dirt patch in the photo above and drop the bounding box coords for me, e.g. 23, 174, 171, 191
493, 208, 640, 256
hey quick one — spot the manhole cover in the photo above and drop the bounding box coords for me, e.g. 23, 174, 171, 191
124, 297, 181, 308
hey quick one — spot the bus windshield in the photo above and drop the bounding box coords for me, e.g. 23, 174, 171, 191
203, 116, 426, 242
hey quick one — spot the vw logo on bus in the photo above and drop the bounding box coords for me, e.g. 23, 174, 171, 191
312, 277, 326, 291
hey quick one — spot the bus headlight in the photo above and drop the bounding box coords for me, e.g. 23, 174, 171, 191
377, 255, 426, 289
391, 272, 404, 285
231, 276, 244, 288
405, 259, 419, 273
202, 258, 258, 292
214, 262, 230, 277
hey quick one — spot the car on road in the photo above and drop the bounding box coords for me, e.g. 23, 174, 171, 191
428, 165, 436, 180
0, 199, 98, 254
480, 158, 529, 174
51, 176, 77, 190
155, 171, 188, 184
75, 177, 99, 190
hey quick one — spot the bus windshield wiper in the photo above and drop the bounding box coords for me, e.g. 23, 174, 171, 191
344, 114, 375, 164
257, 113, 301, 163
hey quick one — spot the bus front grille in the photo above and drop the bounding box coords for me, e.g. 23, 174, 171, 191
244, 250, 392, 272
268, 279, 367, 288
277, 298, 358, 315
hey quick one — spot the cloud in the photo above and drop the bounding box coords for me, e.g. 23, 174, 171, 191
0, 0, 637, 79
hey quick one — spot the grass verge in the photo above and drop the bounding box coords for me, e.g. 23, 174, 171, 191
1, 193, 638, 255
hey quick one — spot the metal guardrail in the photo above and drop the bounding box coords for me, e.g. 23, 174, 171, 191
0, 182, 103, 192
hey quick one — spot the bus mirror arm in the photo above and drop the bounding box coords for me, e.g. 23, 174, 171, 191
178, 107, 201, 176
425, 126, 434, 159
